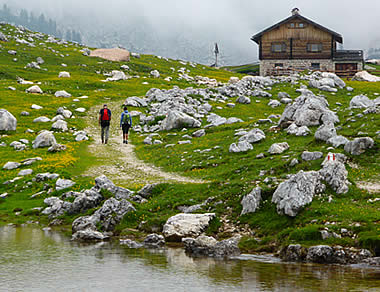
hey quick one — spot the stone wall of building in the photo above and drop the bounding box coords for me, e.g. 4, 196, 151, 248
260, 59, 363, 76
260, 59, 334, 76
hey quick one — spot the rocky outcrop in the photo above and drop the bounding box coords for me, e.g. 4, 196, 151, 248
162, 213, 215, 241
286, 123, 310, 136
268, 142, 289, 154
137, 183, 158, 199
229, 141, 253, 153
72, 198, 135, 240
344, 137, 374, 155
278, 92, 338, 127
161, 110, 201, 131
56, 178, 76, 191
327, 135, 349, 148
272, 171, 325, 217
92, 175, 133, 200
314, 122, 336, 142
352, 71, 380, 82
301, 151, 323, 161
241, 187, 262, 215
281, 244, 372, 264
182, 235, 241, 258
0, 109, 17, 131
238, 129, 266, 143
349, 95, 376, 108
319, 153, 349, 194
32, 131, 57, 149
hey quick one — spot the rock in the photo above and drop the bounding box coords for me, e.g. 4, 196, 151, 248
71, 229, 108, 241
93, 175, 133, 200
321, 72, 346, 88
178, 140, 191, 145
281, 97, 293, 104
119, 239, 143, 248
226, 117, 243, 124
137, 183, 158, 198
42, 197, 72, 217
278, 93, 338, 127
280, 244, 307, 262
21, 157, 42, 166
286, 123, 310, 136
70, 190, 103, 214
352, 71, 380, 82
143, 136, 152, 145
36, 57, 44, 64
26, 85, 43, 94
10, 141, 26, 151
162, 213, 216, 241
241, 187, 262, 215
0, 31, 8, 41
3, 162, 21, 170
58, 71, 70, 78
31, 104, 43, 110
289, 158, 299, 167
327, 135, 349, 148
56, 178, 76, 191
268, 142, 289, 154
0, 109, 17, 131
51, 120, 68, 132
306, 245, 334, 263
314, 122, 336, 142
93, 198, 136, 231
143, 233, 165, 248
125, 96, 148, 107
207, 113, 227, 126
161, 110, 201, 131
26, 62, 41, 69
344, 137, 374, 155
48, 143, 66, 152
55, 90, 71, 98
183, 235, 241, 258
18, 169, 33, 176
278, 92, 290, 99
75, 108, 86, 113
272, 170, 325, 217
57, 107, 72, 118
320, 153, 349, 194
32, 131, 56, 149
239, 128, 266, 143
349, 95, 375, 108
229, 77, 240, 84
74, 131, 88, 141
8, 50, 17, 55
236, 95, 251, 104
33, 116, 50, 123
20, 111, 29, 116
301, 151, 323, 161
192, 129, 205, 137
229, 141, 253, 153
268, 99, 281, 108
150, 70, 160, 78
106, 70, 127, 81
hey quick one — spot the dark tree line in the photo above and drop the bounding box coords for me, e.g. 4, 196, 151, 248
0, 4, 82, 43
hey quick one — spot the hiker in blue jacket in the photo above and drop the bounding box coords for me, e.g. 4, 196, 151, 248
120, 106, 132, 144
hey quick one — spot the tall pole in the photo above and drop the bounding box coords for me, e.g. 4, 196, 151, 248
214, 43, 219, 67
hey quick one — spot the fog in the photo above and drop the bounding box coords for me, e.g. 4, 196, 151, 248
1, 0, 380, 64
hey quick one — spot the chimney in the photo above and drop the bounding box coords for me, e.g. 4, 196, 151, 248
292, 8, 300, 15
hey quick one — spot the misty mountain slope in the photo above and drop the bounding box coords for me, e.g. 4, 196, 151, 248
0, 23, 379, 256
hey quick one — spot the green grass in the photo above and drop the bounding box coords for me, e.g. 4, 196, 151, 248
0, 23, 379, 253
223, 63, 260, 75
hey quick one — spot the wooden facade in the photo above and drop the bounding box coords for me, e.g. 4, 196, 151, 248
251, 9, 363, 76
253, 11, 341, 61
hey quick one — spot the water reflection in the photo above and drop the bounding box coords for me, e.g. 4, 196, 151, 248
0, 226, 379, 292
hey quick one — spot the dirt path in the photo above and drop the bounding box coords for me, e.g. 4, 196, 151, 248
83, 100, 205, 187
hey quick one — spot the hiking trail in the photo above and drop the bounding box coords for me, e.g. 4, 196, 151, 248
83, 100, 206, 187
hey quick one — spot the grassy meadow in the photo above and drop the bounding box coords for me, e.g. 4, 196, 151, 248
0, 23, 379, 253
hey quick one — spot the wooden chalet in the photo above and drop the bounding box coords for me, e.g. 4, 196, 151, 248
251, 8, 363, 77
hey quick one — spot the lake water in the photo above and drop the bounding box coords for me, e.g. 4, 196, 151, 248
0, 226, 379, 292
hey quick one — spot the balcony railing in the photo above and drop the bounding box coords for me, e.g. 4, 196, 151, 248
333, 50, 363, 61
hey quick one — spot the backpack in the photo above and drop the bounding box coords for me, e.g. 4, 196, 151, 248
102, 109, 110, 121
122, 112, 131, 125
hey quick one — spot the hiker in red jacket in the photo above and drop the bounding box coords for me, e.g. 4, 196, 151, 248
99, 104, 111, 144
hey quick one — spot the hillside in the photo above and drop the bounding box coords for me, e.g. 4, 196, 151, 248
0, 24, 379, 256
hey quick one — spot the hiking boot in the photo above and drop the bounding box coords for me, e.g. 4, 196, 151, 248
105, 140, 108, 144
126, 140, 128, 144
